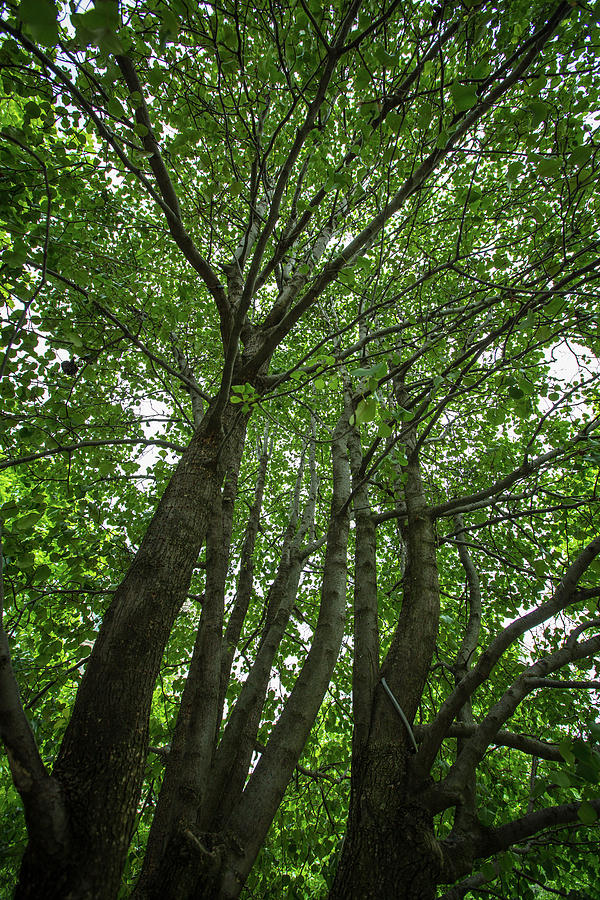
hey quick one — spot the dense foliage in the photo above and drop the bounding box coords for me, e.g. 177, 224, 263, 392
1, 0, 600, 898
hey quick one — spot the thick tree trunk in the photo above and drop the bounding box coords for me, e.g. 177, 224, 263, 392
15, 406, 247, 900
329, 747, 442, 900
132, 460, 240, 900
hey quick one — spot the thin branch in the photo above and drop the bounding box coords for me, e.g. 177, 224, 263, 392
240, 1, 362, 310
243, 1, 571, 377
429, 426, 598, 519
525, 678, 600, 690
0, 528, 69, 858
0, 438, 184, 472
438, 633, 600, 806
1, 23, 227, 320
33, 264, 211, 401
114, 53, 231, 338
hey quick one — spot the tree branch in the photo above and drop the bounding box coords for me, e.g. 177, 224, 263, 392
438, 632, 600, 807
1, 23, 228, 330
413, 723, 562, 762
222, 403, 352, 887
243, 1, 571, 378
114, 53, 231, 341
415, 534, 600, 779
0, 438, 184, 472
473, 797, 600, 859
240, 0, 362, 310
429, 428, 598, 519
0, 529, 69, 861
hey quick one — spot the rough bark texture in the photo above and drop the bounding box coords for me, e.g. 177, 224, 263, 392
330, 425, 442, 900
329, 747, 442, 900
132, 438, 245, 900
16, 406, 247, 900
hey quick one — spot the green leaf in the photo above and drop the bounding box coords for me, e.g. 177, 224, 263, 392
374, 46, 397, 68
589, 723, 600, 743
497, 852, 515, 874
158, 8, 181, 41
61, 331, 84, 348
13, 512, 43, 532
0, 501, 19, 519
107, 98, 126, 119
24, 101, 42, 119
537, 157, 561, 178
559, 739, 575, 765
416, 104, 432, 128
577, 801, 598, 825
34, 564, 52, 581
99, 30, 125, 55
480, 861, 496, 880
570, 145, 593, 168
451, 82, 478, 112
3, 244, 28, 266
552, 770, 574, 788
531, 779, 550, 800
18, 0, 59, 46
395, 447, 408, 467
506, 161, 522, 187
82, 3, 119, 29
73, 4, 123, 51
353, 399, 378, 425
16, 551, 36, 569
530, 205, 546, 225
528, 100, 549, 128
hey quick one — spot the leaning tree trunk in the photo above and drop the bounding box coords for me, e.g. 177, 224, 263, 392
15, 404, 248, 900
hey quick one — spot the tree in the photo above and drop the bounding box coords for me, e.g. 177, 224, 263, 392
1, 0, 600, 897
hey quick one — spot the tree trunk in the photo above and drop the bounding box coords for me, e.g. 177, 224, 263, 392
329, 746, 443, 900
330, 414, 443, 900
15, 406, 247, 900
132, 411, 351, 900
132, 464, 238, 900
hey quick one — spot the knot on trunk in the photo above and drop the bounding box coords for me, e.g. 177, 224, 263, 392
182, 828, 223, 874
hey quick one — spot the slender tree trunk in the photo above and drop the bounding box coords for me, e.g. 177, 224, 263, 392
132, 412, 347, 900
16, 406, 247, 900
201, 410, 351, 900
331, 415, 442, 900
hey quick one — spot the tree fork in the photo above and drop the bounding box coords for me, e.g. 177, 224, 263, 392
16, 407, 248, 900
